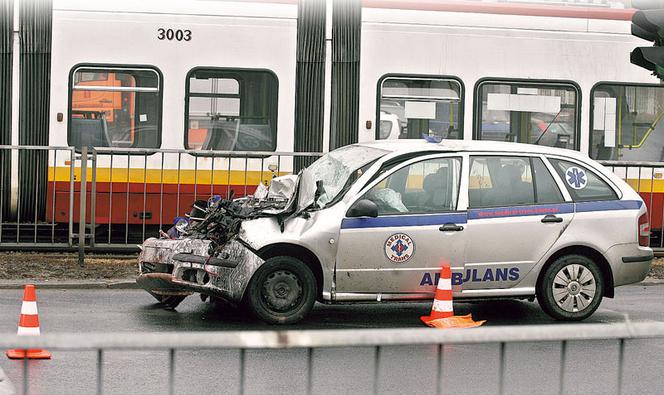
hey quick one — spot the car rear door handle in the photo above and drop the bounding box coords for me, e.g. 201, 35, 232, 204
541, 215, 563, 223
439, 223, 464, 232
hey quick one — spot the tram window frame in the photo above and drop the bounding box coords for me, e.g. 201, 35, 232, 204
184, 67, 279, 153
375, 74, 465, 141
473, 78, 581, 151
589, 81, 664, 161
67, 64, 163, 152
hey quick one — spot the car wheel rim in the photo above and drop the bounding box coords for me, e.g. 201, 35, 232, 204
262, 270, 303, 313
552, 263, 597, 313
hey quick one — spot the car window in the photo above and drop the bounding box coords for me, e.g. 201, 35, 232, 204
532, 158, 564, 204
548, 159, 618, 202
469, 156, 535, 207
362, 157, 461, 215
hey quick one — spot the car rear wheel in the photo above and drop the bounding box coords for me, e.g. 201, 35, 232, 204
245, 256, 316, 324
537, 254, 604, 321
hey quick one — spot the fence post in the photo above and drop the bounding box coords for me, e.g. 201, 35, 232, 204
78, 146, 87, 267
90, 150, 97, 248
68, 148, 75, 247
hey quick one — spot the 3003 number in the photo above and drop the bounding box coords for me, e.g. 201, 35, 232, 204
157, 28, 191, 41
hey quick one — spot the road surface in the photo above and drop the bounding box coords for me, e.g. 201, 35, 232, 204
0, 285, 662, 394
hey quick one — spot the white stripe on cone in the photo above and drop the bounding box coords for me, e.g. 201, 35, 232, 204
20, 301, 38, 316
17, 326, 40, 336
432, 299, 453, 312
436, 278, 452, 290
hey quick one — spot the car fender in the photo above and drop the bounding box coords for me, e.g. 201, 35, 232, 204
239, 208, 345, 296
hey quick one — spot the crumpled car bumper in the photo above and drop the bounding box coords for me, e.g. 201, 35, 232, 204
137, 237, 264, 303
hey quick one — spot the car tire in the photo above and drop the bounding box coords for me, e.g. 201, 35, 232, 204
244, 256, 316, 324
537, 254, 604, 321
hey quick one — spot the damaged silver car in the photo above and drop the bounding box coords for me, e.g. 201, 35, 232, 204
138, 140, 652, 324
137, 144, 388, 324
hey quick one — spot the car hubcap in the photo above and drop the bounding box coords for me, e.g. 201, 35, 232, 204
262, 270, 303, 312
552, 263, 596, 313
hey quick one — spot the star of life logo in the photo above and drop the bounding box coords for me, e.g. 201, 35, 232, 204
566, 166, 587, 190
384, 233, 415, 263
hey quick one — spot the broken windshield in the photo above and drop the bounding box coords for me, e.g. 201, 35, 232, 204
297, 145, 389, 212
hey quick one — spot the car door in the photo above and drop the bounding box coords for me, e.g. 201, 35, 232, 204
463, 154, 573, 291
335, 154, 466, 296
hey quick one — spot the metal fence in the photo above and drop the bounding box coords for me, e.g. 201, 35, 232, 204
0, 145, 76, 249
0, 146, 322, 258
1, 321, 663, 394
0, 147, 663, 256
86, 147, 322, 251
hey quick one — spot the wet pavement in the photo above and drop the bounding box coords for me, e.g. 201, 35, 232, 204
0, 284, 662, 394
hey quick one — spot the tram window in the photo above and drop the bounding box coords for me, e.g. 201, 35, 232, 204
475, 80, 579, 150
590, 83, 664, 161
69, 66, 162, 150
549, 159, 617, 202
377, 76, 463, 140
185, 68, 278, 152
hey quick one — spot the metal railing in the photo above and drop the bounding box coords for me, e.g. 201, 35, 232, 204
0, 145, 76, 250
1, 321, 663, 394
599, 160, 664, 252
0, 146, 322, 259
85, 148, 322, 255
0, 146, 662, 257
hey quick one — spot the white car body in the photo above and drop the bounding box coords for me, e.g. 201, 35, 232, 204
138, 140, 653, 322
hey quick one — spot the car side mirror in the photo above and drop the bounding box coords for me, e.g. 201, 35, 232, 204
346, 199, 378, 218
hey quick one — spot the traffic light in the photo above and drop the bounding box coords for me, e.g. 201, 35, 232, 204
631, 2, 664, 78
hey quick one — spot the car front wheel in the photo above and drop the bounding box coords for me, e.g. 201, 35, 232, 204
245, 256, 317, 324
537, 254, 604, 321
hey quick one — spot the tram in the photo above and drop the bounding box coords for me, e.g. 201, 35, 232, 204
2, 0, 664, 244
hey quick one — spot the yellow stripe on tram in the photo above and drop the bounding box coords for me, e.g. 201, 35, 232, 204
46, 170, 664, 194
48, 167, 286, 186
625, 178, 664, 194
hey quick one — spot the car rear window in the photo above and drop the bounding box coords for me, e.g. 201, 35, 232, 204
548, 159, 618, 202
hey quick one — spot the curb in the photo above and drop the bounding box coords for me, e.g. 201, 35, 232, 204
637, 278, 664, 286
0, 280, 138, 290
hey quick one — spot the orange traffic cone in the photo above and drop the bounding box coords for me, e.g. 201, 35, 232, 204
421, 264, 454, 322
6, 285, 51, 359
421, 264, 486, 329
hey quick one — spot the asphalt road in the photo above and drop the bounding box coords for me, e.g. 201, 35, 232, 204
0, 285, 662, 394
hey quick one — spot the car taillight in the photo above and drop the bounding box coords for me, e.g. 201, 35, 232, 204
639, 212, 650, 247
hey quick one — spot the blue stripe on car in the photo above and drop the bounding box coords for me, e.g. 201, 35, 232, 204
340, 200, 642, 229
340, 213, 467, 229
575, 200, 642, 212
468, 203, 574, 220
